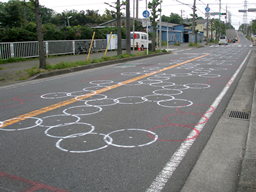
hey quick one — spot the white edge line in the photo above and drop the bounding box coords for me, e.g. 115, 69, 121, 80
146, 50, 252, 192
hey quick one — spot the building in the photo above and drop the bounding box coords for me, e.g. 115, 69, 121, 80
195, 19, 212, 40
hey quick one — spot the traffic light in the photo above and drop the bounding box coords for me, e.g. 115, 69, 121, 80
220, 13, 226, 15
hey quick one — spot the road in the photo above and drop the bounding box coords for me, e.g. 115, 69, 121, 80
0, 31, 253, 192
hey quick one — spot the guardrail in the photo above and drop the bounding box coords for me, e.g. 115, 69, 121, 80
0, 39, 127, 60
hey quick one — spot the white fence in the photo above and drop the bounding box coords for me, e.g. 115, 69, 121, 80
0, 39, 127, 60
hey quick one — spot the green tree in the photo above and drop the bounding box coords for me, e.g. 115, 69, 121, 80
252, 21, 256, 35
105, 0, 125, 56
148, 0, 162, 52
0, 0, 22, 28
161, 13, 182, 24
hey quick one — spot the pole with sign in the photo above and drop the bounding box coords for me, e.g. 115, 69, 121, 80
206, 5, 210, 45
142, 9, 150, 55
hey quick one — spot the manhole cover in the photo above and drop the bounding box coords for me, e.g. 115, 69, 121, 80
227, 111, 250, 120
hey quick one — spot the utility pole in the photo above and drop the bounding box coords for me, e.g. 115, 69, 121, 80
133, 0, 135, 54
226, 4, 227, 26
206, 4, 209, 45
136, 0, 138, 19
159, 2, 162, 51
180, 10, 185, 24
218, 0, 221, 39
192, 0, 196, 42
126, 0, 131, 54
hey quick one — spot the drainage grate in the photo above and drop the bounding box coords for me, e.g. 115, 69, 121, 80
227, 111, 250, 120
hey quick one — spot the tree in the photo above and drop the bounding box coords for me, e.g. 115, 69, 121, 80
28, 0, 46, 69
0, 0, 22, 28
161, 13, 182, 24
105, 0, 125, 56
148, 0, 162, 52
252, 21, 256, 35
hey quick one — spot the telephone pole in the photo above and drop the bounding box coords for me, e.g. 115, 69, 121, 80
126, 0, 131, 54
136, 0, 138, 19
192, 0, 196, 41
206, 4, 209, 45
180, 10, 185, 24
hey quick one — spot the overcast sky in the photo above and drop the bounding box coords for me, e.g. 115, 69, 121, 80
1, 0, 256, 29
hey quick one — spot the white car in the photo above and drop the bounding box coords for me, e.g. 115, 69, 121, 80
219, 36, 228, 45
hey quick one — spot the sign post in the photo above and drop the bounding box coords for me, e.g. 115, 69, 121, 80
142, 10, 150, 55
205, 5, 210, 45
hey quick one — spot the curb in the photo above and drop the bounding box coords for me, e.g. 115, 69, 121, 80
31, 52, 169, 80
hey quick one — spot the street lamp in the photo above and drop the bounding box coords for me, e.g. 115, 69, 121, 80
67, 16, 72, 27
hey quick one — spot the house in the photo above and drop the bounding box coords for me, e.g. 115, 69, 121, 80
195, 19, 212, 39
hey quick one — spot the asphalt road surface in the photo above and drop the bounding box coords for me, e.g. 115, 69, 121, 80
0, 31, 253, 192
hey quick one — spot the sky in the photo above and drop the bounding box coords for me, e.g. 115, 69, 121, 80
1, 0, 256, 30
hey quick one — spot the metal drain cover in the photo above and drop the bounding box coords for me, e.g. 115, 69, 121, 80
227, 111, 250, 120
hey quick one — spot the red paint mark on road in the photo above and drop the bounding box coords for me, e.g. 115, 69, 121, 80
0, 171, 69, 192
148, 124, 200, 142
0, 99, 24, 108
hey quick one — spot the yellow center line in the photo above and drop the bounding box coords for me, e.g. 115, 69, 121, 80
1, 53, 211, 128
232, 31, 240, 46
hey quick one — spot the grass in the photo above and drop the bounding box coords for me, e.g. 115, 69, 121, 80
22, 50, 165, 78
188, 42, 200, 47
0, 50, 168, 86
0, 57, 35, 64
0, 67, 3, 70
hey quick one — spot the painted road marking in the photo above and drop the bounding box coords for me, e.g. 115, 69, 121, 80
146, 50, 251, 192
232, 31, 240, 46
1, 54, 211, 128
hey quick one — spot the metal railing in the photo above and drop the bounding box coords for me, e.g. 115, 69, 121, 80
0, 39, 126, 60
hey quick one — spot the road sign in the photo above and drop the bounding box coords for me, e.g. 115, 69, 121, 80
205, 7, 210, 12
142, 18, 151, 27
142, 10, 150, 18
210, 12, 220, 16
205, 12, 210, 17
248, 8, 256, 12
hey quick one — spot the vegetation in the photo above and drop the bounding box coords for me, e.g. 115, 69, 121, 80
148, 0, 162, 52
23, 51, 166, 78
189, 42, 200, 47
0, 0, 132, 42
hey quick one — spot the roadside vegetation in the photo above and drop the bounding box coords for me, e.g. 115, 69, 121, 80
188, 42, 200, 47
0, 50, 166, 86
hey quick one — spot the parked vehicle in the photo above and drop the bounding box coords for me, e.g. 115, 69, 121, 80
130, 31, 151, 50
226, 29, 236, 43
218, 36, 228, 45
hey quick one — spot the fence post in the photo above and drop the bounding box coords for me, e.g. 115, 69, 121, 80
45, 41, 49, 58
10, 43, 14, 58
73, 41, 75, 55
